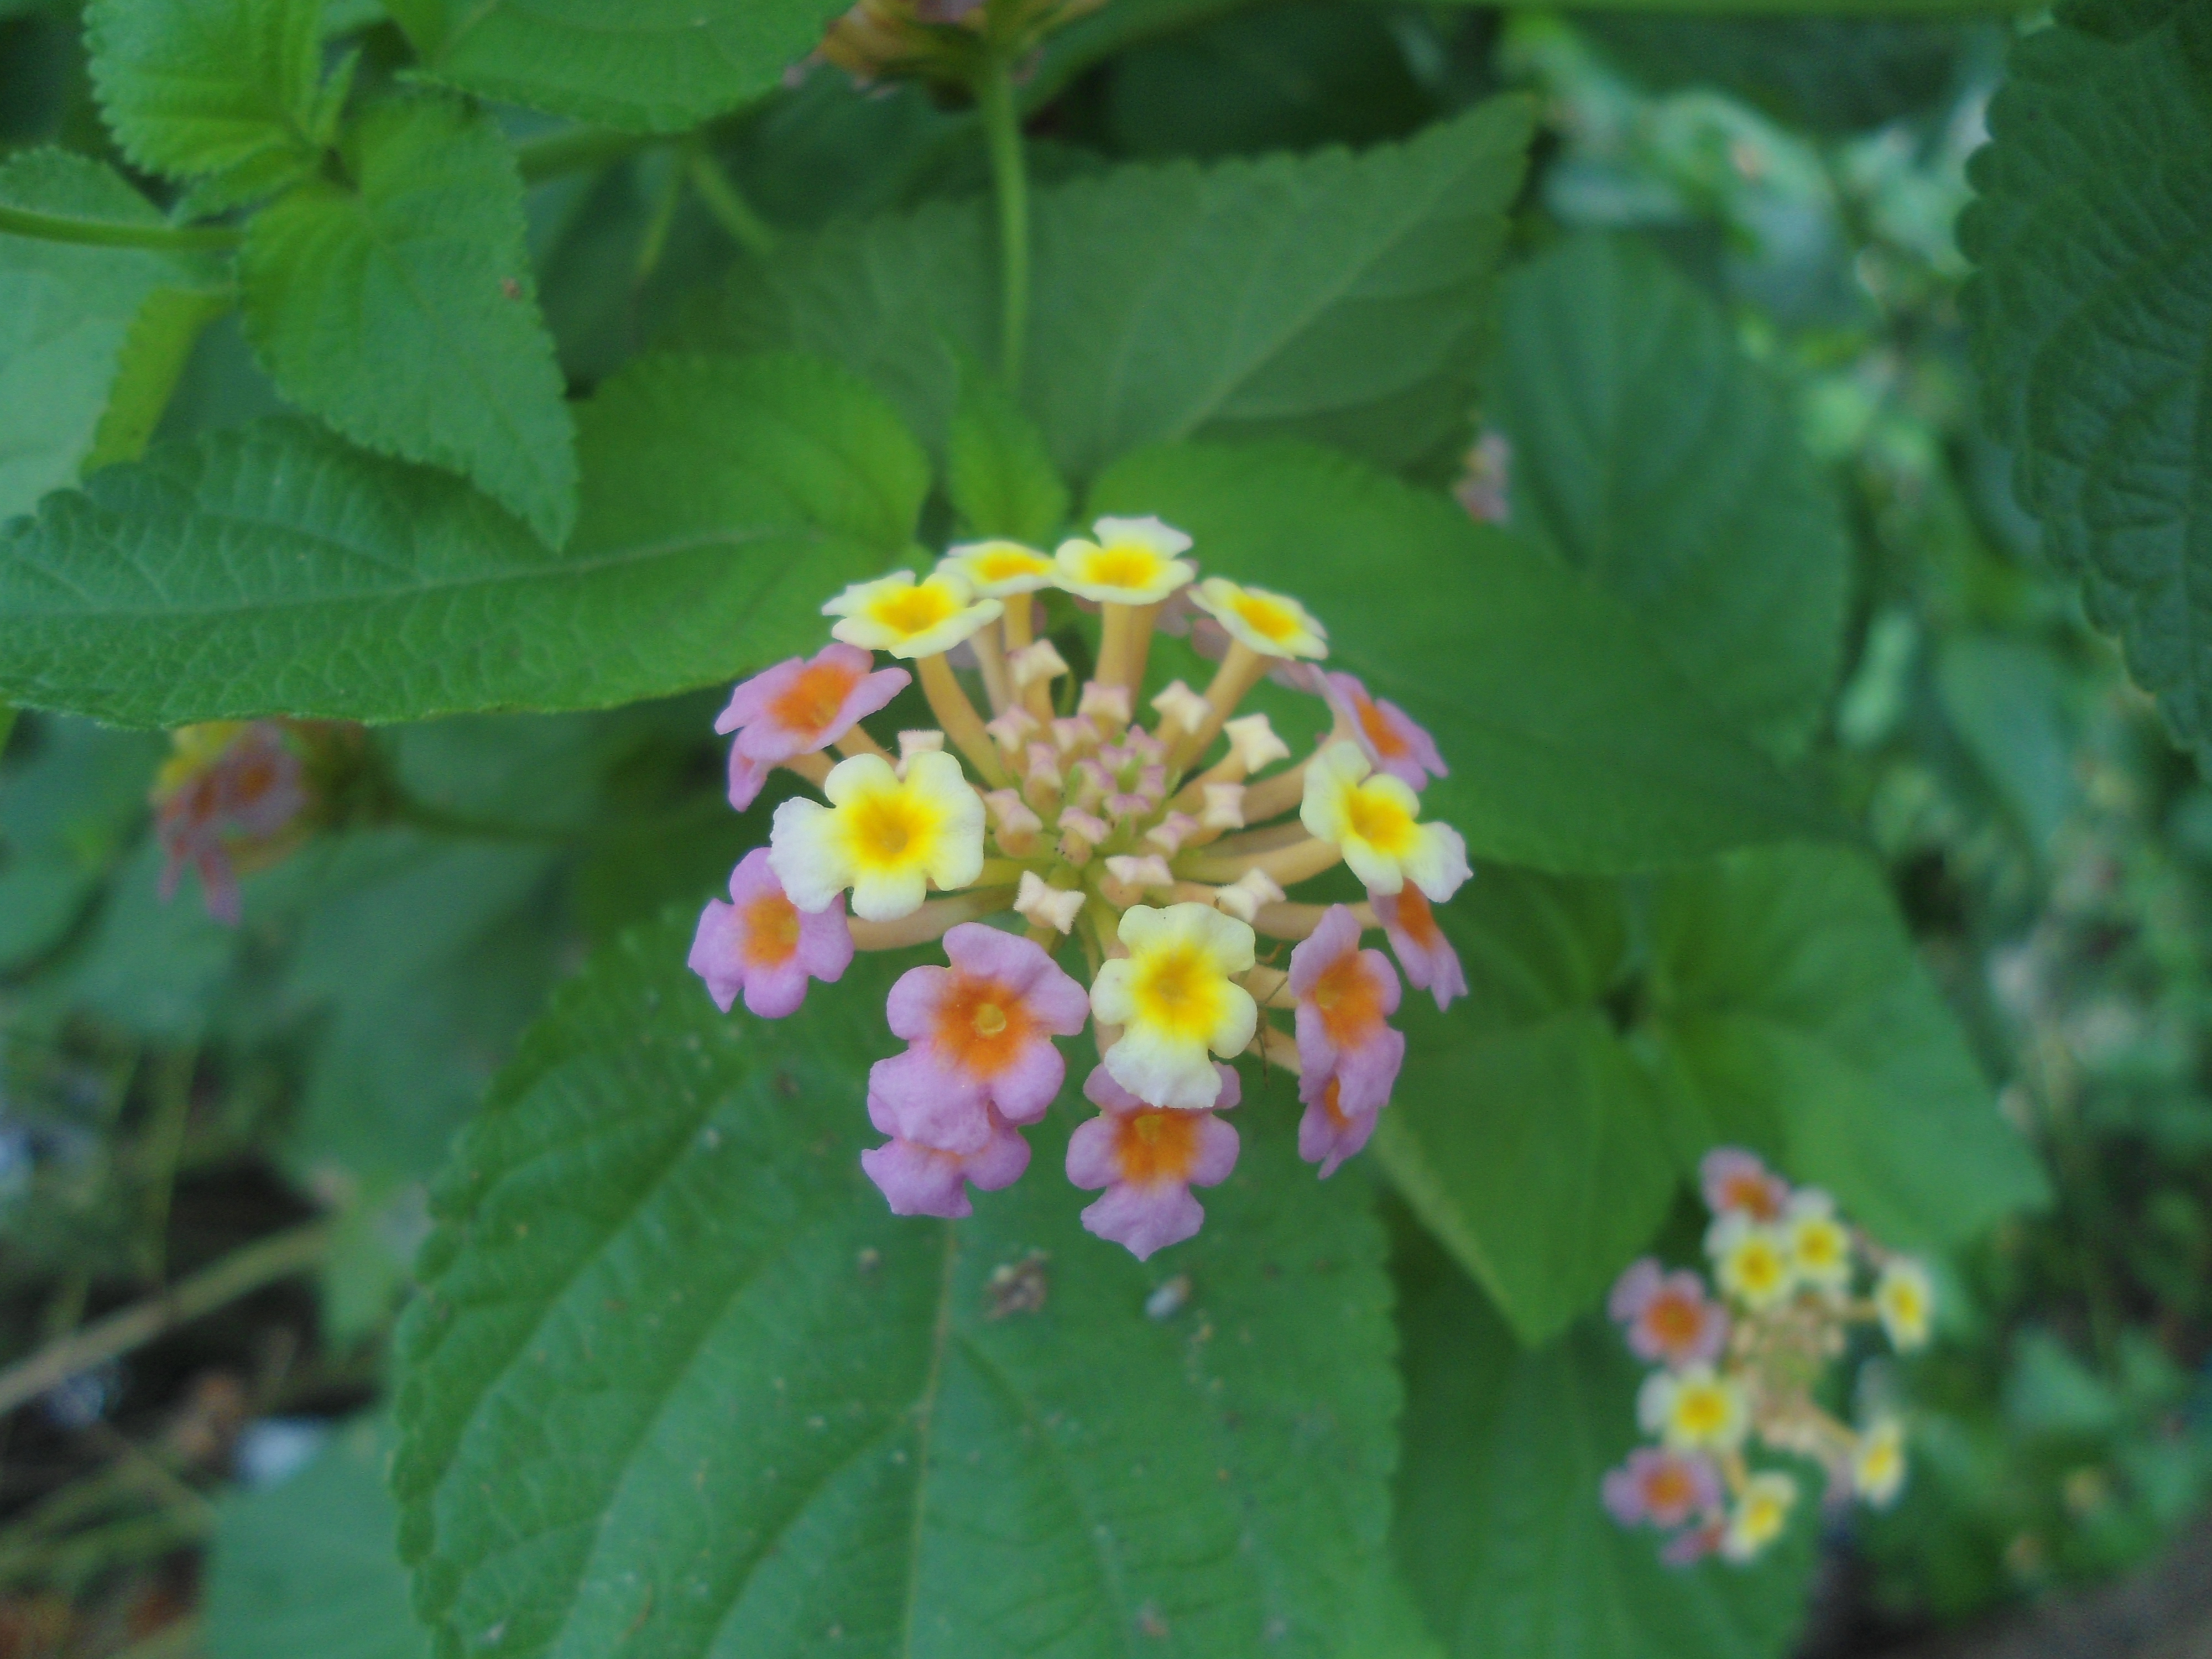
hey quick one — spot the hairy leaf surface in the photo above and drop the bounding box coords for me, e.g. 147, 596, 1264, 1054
242, 95, 577, 544
1961, 0, 2212, 770
393, 914, 1398, 1659
0, 355, 927, 725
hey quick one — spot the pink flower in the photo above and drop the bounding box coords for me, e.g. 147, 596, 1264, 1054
1324, 671, 1446, 791
1371, 885, 1466, 1013
716, 644, 909, 809
869, 924, 1089, 1152
1603, 1447, 1723, 1531
1700, 1147, 1790, 1223
1289, 905, 1405, 1117
688, 848, 854, 1017
1608, 1258, 1730, 1368
154, 722, 308, 926
1067, 1064, 1241, 1260
859, 1087, 1030, 1218
1298, 1074, 1380, 1180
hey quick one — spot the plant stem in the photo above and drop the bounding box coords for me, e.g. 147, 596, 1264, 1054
976, 50, 1030, 386
0, 1221, 331, 1419
514, 125, 659, 187
138, 1048, 197, 1285
687, 149, 778, 259
0, 204, 238, 254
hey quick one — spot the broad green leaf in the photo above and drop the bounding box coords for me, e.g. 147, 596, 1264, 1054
205, 1415, 429, 1659
85, 0, 322, 202
387, 0, 829, 132
1578, 15, 1968, 134
394, 914, 1398, 1659
946, 360, 1070, 544
1375, 869, 1678, 1347
1649, 842, 2048, 1249
689, 96, 1535, 482
1392, 1221, 1817, 1659
1960, 0, 2212, 772
0, 149, 221, 521
1088, 440, 1839, 871
242, 95, 578, 545
85, 285, 234, 473
1493, 233, 1850, 756
0, 353, 928, 726
0, 714, 161, 973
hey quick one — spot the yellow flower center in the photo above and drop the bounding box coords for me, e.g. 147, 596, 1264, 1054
978, 549, 1051, 585
1343, 784, 1415, 854
1131, 942, 1225, 1039
847, 788, 932, 869
870, 585, 958, 639
1083, 546, 1163, 590
1735, 1240, 1785, 1293
1233, 591, 1302, 644
1676, 1385, 1731, 1438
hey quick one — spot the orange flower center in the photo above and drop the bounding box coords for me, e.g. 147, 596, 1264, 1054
770, 661, 860, 737
1721, 1174, 1783, 1222
1644, 1460, 1697, 1512
741, 892, 803, 968
933, 975, 1033, 1077
1354, 696, 1409, 760
1311, 952, 1385, 1047
1646, 1291, 1704, 1348
1394, 886, 1442, 948
1114, 1109, 1201, 1185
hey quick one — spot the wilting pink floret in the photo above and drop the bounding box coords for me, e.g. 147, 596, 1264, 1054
1700, 1147, 1791, 1223
688, 848, 854, 1018
1297, 1075, 1380, 1181
1290, 905, 1405, 1117
1609, 1258, 1731, 1368
1067, 1064, 1241, 1261
1324, 671, 1446, 791
715, 643, 909, 810
860, 1088, 1030, 1219
869, 924, 1089, 1153
1603, 1447, 1723, 1531
1370, 885, 1467, 1013
155, 723, 306, 927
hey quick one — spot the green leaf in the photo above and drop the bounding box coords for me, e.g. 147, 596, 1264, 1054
242, 95, 578, 545
85, 284, 234, 473
0, 149, 222, 520
1375, 869, 1678, 1347
1088, 439, 1839, 872
946, 359, 1070, 544
205, 1415, 429, 1659
86, 0, 322, 201
1393, 1222, 1817, 1659
0, 353, 929, 726
0, 714, 161, 973
688, 96, 1535, 482
1493, 233, 1850, 757
394, 913, 1398, 1659
1960, 0, 2212, 771
1649, 842, 2049, 1249
388, 0, 830, 133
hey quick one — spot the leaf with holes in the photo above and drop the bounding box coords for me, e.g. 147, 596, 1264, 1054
392, 912, 1398, 1659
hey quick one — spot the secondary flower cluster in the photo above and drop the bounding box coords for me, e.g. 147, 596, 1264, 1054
690, 519, 1473, 1258
1603, 1149, 1933, 1566
152, 721, 317, 925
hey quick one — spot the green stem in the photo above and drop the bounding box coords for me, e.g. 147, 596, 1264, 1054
976, 51, 1030, 387
687, 149, 778, 259
0, 203, 238, 254
514, 126, 659, 187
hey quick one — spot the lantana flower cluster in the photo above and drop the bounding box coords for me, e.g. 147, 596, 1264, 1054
690, 519, 1473, 1258
151, 721, 318, 925
1603, 1148, 1935, 1565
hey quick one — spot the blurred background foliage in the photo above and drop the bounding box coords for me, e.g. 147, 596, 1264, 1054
5, 1, 2210, 1656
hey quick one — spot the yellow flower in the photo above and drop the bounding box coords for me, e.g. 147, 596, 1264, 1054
1720, 1472, 1797, 1563
768, 751, 984, 922
1636, 1364, 1748, 1453
825, 570, 1002, 659
1707, 1214, 1798, 1311
1783, 1190, 1853, 1291
1090, 902, 1257, 1109
1875, 1259, 1933, 1351
1190, 577, 1328, 660
940, 539, 1058, 597
1052, 516, 1194, 605
1299, 742, 1469, 899
1854, 1417, 1906, 1508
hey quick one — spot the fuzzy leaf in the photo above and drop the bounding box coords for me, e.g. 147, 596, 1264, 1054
1961, 0, 2212, 771
393, 913, 1398, 1659
242, 95, 578, 544
0, 354, 928, 726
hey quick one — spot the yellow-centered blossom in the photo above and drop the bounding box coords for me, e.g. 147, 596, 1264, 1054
826, 570, 1003, 659
1190, 577, 1329, 660
1300, 742, 1470, 899
1875, 1259, 1933, 1350
1853, 1418, 1906, 1507
1637, 1364, 1749, 1453
1053, 516, 1195, 605
1721, 1473, 1797, 1563
769, 751, 984, 922
1782, 1190, 1853, 1290
940, 540, 1059, 596
1089, 902, 1258, 1109
1708, 1214, 1798, 1311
